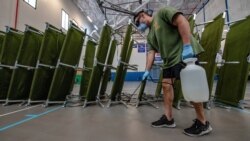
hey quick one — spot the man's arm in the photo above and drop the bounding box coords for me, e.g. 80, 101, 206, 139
145, 50, 156, 71
172, 14, 191, 45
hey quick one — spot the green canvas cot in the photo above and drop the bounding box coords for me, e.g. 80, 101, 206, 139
27, 23, 65, 105
83, 23, 113, 107
99, 39, 117, 97
0, 27, 23, 101
135, 79, 160, 108
215, 16, 250, 107
188, 14, 195, 34
5, 25, 43, 104
198, 13, 225, 99
45, 23, 85, 107
107, 23, 136, 107
0, 31, 5, 57
79, 40, 97, 98
116, 38, 135, 96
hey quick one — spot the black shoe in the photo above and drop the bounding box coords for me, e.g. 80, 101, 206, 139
151, 115, 176, 128
184, 119, 212, 137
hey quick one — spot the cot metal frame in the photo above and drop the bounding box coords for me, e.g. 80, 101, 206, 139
3, 25, 43, 106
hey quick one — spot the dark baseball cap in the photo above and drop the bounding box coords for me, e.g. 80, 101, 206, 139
134, 9, 153, 26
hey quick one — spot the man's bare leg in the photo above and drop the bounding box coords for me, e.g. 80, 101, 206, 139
192, 102, 206, 124
162, 78, 175, 120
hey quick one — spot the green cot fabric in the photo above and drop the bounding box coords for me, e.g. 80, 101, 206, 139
154, 70, 163, 98
0, 69, 13, 99
194, 32, 201, 42
110, 24, 133, 101
60, 29, 86, 65
17, 26, 43, 66
85, 24, 112, 101
117, 39, 134, 94
0, 28, 23, 100
99, 39, 117, 96
0, 31, 5, 57
47, 24, 85, 101
47, 66, 76, 101
215, 16, 250, 106
0, 28, 23, 65
29, 24, 65, 101
138, 80, 147, 101
38, 24, 65, 66
198, 13, 224, 96
7, 68, 34, 100
7, 26, 43, 100
80, 40, 97, 97
188, 15, 195, 33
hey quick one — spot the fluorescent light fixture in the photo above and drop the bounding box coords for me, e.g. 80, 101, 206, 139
87, 16, 93, 23
79, 7, 83, 12
94, 25, 98, 30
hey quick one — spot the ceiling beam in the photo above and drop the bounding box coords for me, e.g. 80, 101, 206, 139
108, 2, 135, 25
112, 0, 151, 28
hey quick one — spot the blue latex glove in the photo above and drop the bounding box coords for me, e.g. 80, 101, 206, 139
142, 70, 150, 80
182, 44, 194, 60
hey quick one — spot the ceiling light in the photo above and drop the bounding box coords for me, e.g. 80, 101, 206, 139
94, 25, 98, 30
87, 16, 93, 23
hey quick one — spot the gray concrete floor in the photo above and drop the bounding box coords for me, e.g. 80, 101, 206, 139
0, 81, 250, 141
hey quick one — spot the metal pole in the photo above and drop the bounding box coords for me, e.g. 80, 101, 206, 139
46, 23, 63, 33
26, 27, 43, 35
195, 20, 214, 26
16, 64, 36, 70
38, 63, 55, 69
59, 62, 77, 69
225, 18, 246, 25
71, 24, 84, 33
101, 5, 135, 15
225, 0, 230, 26
6, 26, 23, 34
203, 2, 206, 23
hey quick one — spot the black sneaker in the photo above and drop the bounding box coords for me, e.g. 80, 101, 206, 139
151, 115, 176, 128
184, 119, 212, 137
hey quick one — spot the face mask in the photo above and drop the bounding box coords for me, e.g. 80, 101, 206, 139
137, 23, 148, 32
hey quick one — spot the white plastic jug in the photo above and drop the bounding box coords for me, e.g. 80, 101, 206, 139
180, 58, 209, 102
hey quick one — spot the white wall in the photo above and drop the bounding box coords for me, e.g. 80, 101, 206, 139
129, 43, 147, 72
0, 0, 94, 33
228, 0, 250, 21
0, 0, 16, 30
195, 0, 250, 33
0, 0, 97, 69
111, 38, 147, 72
196, 0, 225, 24
194, 0, 250, 52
